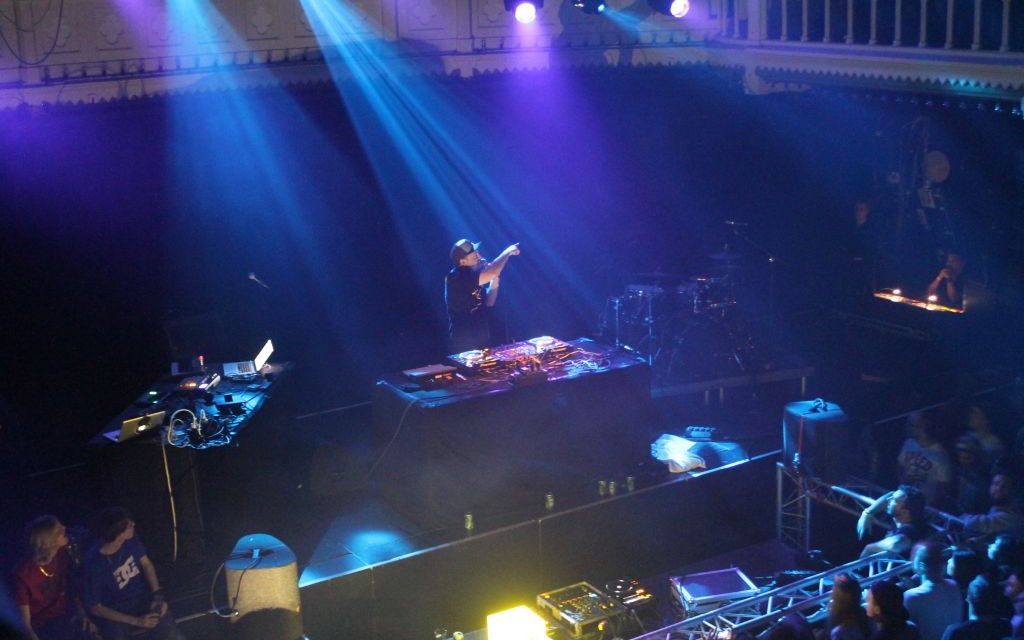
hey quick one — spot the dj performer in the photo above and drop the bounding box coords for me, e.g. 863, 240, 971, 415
444, 238, 520, 354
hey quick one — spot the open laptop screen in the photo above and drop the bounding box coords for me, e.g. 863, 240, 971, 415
253, 339, 274, 373
103, 410, 166, 443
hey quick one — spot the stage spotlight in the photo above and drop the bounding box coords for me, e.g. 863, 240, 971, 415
574, 0, 607, 14
649, 0, 689, 17
505, 0, 542, 23
487, 605, 546, 640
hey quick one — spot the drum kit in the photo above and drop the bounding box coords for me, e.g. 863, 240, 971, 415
600, 251, 759, 377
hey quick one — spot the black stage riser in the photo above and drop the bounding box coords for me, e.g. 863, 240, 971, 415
300, 453, 778, 639
372, 356, 656, 533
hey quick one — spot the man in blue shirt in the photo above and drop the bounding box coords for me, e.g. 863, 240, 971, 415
81, 508, 184, 640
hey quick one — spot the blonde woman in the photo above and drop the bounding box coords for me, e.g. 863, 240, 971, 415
11, 515, 96, 640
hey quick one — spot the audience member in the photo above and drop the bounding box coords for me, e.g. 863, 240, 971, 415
903, 542, 963, 640
960, 473, 1024, 543
10, 516, 96, 640
951, 435, 990, 516
963, 404, 1006, 468
946, 546, 983, 618
847, 199, 882, 300
986, 534, 1023, 581
81, 507, 184, 640
1005, 564, 1024, 637
828, 573, 872, 640
866, 579, 921, 640
940, 574, 1012, 639
762, 612, 815, 640
898, 413, 954, 509
858, 486, 931, 558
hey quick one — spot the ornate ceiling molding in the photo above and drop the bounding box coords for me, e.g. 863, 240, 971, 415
0, 0, 1021, 108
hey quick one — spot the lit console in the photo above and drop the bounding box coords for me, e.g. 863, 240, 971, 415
873, 290, 965, 314
447, 336, 572, 374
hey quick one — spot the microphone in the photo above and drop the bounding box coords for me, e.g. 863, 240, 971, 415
723, 220, 750, 227
248, 272, 270, 289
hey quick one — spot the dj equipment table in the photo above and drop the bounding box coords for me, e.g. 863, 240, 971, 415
372, 339, 654, 533
87, 364, 287, 563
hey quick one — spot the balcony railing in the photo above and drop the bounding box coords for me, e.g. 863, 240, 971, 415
717, 0, 1022, 53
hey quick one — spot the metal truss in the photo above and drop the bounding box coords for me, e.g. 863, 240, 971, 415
631, 554, 913, 640
775, 464, 966, 554
776, 463, 811, 551
629, 467, 968, 639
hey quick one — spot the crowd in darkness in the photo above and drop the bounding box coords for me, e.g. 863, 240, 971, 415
8, 397, 1024, 640
751, 393, 1024, 640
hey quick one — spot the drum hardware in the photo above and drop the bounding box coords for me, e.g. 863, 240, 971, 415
602, 284, 667, 365
655, 314, 759, 380
635, 290, 657, 367
708, 250, 742, 262
601, 265, 751, 373
684, 274, 737, 317
631, 271, 684, 282
608, 296, 623, 347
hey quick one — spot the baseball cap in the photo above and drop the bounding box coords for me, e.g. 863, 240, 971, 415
450, 239, 481, 264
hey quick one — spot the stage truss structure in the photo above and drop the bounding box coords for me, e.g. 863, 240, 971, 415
631, 552, 912, 640
775, 463, 967, 553
628, 464, 971, 639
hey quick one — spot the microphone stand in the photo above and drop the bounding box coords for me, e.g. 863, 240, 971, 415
729, 226, 781, 346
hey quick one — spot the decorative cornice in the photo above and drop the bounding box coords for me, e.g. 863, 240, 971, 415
0, 0, 1021, 108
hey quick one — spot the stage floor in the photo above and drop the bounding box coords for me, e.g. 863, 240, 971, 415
164, 369, 808, 639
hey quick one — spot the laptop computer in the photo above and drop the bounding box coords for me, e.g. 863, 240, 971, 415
102, 410, 167, 443
222, 339, 274, 379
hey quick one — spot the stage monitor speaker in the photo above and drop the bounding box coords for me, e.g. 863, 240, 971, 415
782, 399, 849, 483
225, 534, 303, 640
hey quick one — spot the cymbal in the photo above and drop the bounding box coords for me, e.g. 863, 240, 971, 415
690, 274, 728, 283
632, 271, 684, 280
708, 251, 742, 262
706, 263, 743, 274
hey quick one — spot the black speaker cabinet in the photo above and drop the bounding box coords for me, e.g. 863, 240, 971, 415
782, 400, 849, 483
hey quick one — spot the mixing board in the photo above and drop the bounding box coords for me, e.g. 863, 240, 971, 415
448, 336, 571, 373
536, 582, 627, 637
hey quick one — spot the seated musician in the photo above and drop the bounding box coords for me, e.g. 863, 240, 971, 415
926, 250, 990, 311
926, 251, 967, 308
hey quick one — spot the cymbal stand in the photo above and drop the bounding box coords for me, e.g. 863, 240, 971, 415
642, 294, 655, 367
729, 227, 781, 343
611, 297, 623, 348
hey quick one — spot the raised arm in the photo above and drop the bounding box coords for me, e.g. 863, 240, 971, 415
477, 243, 520, 287
857, 491, 893, 540
927, 267, 960, 301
